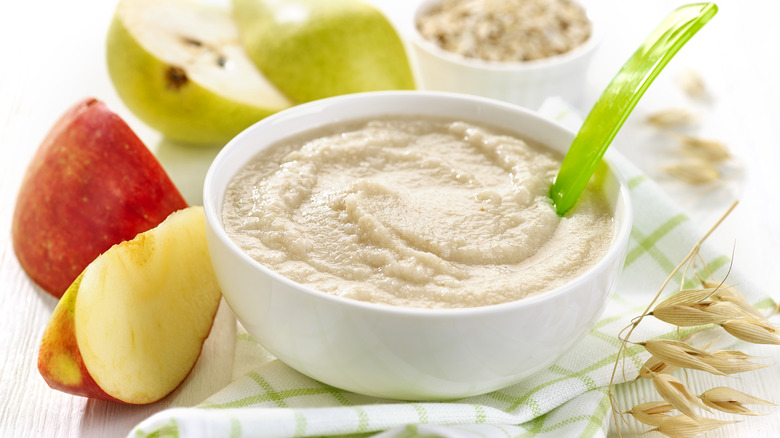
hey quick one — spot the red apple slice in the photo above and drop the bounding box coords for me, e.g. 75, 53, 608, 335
12, 98, 188, 298
38, 206, 222, 404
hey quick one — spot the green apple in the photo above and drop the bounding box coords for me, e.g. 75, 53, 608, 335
38, 206, 222, 404
232, 0, 416, 103
106, 0, 293, 145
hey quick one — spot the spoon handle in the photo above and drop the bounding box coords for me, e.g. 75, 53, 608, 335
550, 3, 718, 216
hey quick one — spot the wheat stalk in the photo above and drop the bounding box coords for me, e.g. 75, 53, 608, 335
609, 200, 780, 437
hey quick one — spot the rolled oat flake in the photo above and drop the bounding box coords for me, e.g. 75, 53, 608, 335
417, 0, 592, 62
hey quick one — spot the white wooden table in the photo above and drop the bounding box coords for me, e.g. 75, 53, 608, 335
2, 1, 779, 436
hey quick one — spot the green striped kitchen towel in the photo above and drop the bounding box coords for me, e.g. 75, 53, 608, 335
130, 98, 775, 438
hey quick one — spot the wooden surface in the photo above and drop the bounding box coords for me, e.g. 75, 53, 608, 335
2, 1, 779, 437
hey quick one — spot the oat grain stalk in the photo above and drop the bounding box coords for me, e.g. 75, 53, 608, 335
608, 200, 779, 437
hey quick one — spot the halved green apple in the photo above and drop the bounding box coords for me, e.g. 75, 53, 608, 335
232, 0, 416, 103
38, 206, 222, 404
106, 0, 292, 145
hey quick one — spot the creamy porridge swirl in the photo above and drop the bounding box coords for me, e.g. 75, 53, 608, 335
222, 118, 613, 309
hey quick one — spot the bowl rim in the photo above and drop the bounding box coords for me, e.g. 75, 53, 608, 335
204, 90, 632, 319
409, 0, 602, 72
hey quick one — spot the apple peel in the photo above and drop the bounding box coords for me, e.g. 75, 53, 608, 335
12, 98, 188, 298
232, 0, 416, 103
38, 206, 222, 404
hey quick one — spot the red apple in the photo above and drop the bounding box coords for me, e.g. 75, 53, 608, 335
38, 207, 222, 404
12, 98, 187, 298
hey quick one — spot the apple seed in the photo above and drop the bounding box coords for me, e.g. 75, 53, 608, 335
165, 66, 188, 89
182, 36, 202, 47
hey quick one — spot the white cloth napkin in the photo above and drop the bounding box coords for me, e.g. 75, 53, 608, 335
130, 98, 775, 438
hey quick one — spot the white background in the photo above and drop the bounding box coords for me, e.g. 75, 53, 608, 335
2, 0, 779, 436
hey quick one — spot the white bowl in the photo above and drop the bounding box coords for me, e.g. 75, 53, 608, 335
409, 0, 601, 110
203, 91, 632, 400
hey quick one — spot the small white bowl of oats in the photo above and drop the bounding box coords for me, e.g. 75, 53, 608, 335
410, 0, 600, 110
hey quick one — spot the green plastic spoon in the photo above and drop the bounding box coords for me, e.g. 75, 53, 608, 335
549, 3, 718, 216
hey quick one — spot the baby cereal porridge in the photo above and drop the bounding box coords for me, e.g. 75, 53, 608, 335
222, 117, 613, 309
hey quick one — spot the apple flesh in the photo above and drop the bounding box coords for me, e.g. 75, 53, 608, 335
38, 206, 222, 404
12, 98, 188, 298
232, 0, 416, 103
106, 0, 293, 145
